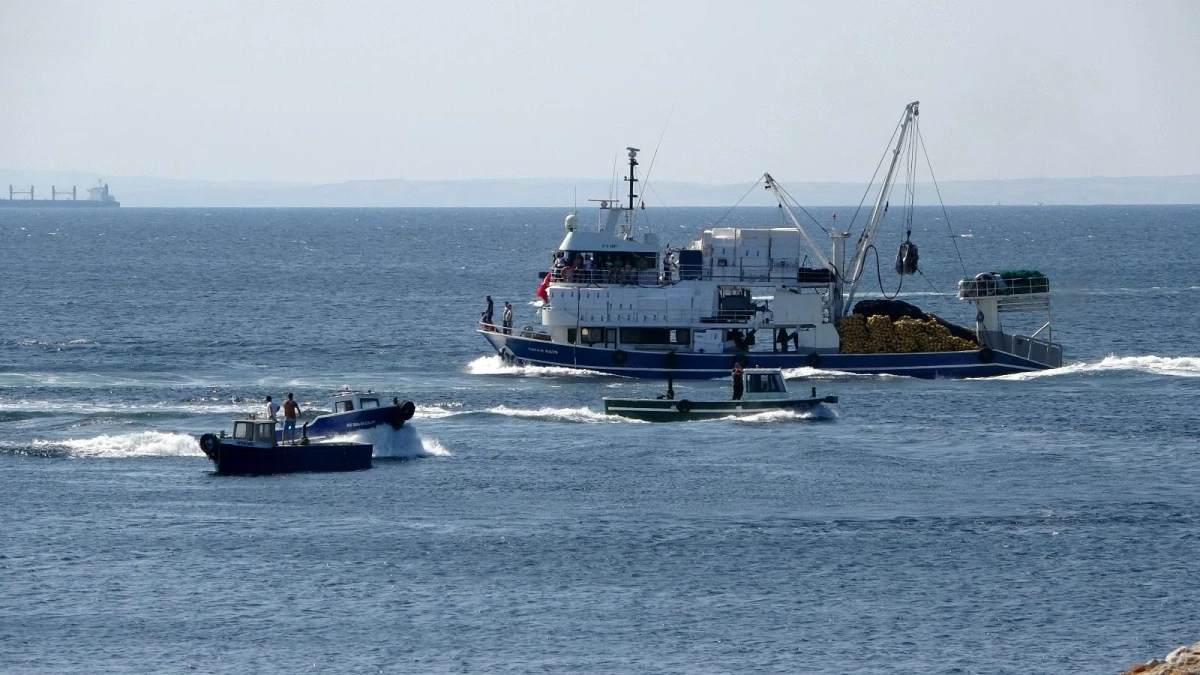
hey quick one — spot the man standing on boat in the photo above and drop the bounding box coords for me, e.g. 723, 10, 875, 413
282, 393, 302, 445
481, 296, 494, 331
502, 301, 513, 335
732, 363, 744, 401
265, 395, 280, 421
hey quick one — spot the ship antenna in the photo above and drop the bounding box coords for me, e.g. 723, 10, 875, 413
630, 104, 674, 232
624, 147, 640, 212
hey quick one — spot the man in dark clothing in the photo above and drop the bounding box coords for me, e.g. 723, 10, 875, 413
481, 295, 494, 330
732, 363, 744, 400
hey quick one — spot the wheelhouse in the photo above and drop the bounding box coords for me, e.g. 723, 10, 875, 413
742, 368, 789, 398
231, 420, 278, 447
331, 389, 382, 413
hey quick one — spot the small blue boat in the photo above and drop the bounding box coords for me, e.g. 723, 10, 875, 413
199, 418, 372, 475
274, 389, 416, 443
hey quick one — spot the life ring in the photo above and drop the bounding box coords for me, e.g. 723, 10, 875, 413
806, 352, 822, 368
612, 349, 628, 366
675, 399, 692, 414
396, 400, 416, 425
977, 347, 995, 364
199, 433, 220, 457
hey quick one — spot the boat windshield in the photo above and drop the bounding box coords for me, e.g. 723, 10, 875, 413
358, 398, 379, 409
234, 421, 254, 440
746, 373, 783, 393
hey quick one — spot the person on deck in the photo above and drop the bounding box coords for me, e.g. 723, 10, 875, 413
502, 301, 513, 335
777, 328, 790, 353
732, 363, 744, 401
265, 395, 280, 421
481, 295, 494, 330
282, 393, 302, 445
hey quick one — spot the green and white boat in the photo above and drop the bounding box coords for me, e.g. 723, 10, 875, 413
603, 368, 837, 422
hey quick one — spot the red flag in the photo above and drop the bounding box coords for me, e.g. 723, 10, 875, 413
535, 272, 551, 303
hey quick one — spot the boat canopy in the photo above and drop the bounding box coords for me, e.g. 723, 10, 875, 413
233, 420, 278, 445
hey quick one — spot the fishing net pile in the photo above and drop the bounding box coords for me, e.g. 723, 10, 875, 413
836, 300, 978, 354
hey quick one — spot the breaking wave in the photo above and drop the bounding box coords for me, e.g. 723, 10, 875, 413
25, 431, 203, 458
995, 355, 1200, 381
325, 424, 450, 458
781, 366, 904, 381
465, 355, 609, 378
0, 398, 263, 417
483, 405, 633, 423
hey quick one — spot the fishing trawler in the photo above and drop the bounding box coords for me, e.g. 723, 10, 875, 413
478, 101, 1063, 379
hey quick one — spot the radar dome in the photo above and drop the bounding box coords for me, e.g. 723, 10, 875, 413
564, 213, 579, 232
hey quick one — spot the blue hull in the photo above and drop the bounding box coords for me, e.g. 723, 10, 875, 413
205, 441, 373, 475
276, 405, 408, 443
480, 331, 1048, 379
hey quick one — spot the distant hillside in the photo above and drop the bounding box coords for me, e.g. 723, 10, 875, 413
3, 170, 1199, 207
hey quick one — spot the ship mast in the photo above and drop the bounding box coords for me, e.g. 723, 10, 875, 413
842, 101, 919, 315
622, 147, 639, 238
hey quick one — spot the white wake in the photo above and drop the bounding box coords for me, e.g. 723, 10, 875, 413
31, 431, 204, 458
466, 355, 608, 378
324, 424, 450, 458
995, 354, 1200, 380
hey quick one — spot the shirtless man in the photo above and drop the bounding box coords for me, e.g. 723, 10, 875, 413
282, 393, 302, 444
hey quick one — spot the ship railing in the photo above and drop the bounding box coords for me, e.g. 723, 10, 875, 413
978, 329, 1063, 368
957, 276, 1051, 299
551, 268, 660, 286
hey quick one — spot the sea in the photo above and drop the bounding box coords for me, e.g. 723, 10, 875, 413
1, 205, 1198, 674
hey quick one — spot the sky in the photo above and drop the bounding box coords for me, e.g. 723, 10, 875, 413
1, 0, 1197, 185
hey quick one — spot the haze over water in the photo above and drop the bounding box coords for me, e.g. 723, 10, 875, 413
2, 205, 1199, 673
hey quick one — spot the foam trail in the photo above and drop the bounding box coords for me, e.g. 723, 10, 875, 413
466, 355, 608, 378
325, 424, 450, 458
0, 399, 263, 416
412, 404, 461, 420
995, 355, 1200, 381
31, 431, 204, 458
781, 366, 902, 381
732, 405, 838, 423
484, 405, 637, 423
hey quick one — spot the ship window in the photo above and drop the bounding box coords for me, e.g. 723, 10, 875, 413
234, 422, 254, 440
359, 398, 379, 409
620, 328, 691, 345
256, 423, 275, 442
335, 401, 354, 413
580, 327, 607, 345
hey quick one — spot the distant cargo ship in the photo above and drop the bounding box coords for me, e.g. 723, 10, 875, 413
0, 181, 120, 207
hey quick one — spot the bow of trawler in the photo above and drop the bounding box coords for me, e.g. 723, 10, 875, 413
476, 110, 1064, 380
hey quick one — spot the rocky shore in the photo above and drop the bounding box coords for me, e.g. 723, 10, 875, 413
1122, 642, 1200, 674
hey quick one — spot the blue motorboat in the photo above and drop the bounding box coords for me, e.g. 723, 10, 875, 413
199, 418, 372, 475
275, 389, 416, 443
